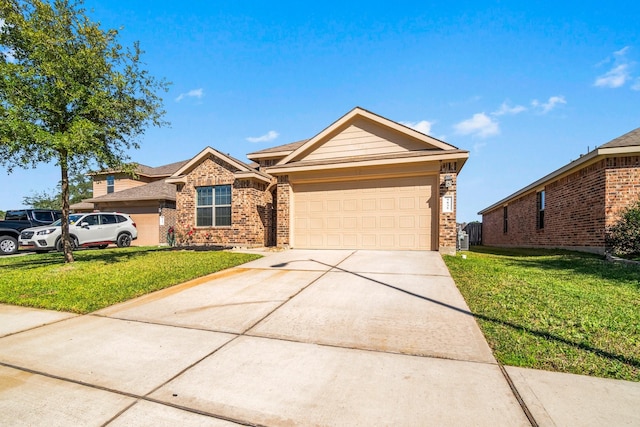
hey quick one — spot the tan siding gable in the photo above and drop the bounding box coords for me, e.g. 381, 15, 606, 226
92, 175, 148, 197
302, 118, 437, 162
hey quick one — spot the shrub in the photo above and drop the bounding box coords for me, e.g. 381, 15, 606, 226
606, 199, 640, 258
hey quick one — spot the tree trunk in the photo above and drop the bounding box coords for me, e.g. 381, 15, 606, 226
60, 155, 74, 263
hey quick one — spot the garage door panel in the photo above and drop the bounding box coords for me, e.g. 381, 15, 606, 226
362, 216, 376, 229
380, 216, 394, 228
293, 176, 436, 250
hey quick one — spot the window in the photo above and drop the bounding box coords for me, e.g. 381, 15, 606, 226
537, 191, 545, 229
101, 214, 117, 225
82, 214, 100, 226
196, 185, 232, 227
6, 210, 28, 221
503, 206, 508, 233
33, 211, 54, 222
106, 175, 115, 194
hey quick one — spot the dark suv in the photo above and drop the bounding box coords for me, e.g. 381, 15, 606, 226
0, 209, 62, 255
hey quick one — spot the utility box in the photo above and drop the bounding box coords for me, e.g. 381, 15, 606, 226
457, 231, 469, 251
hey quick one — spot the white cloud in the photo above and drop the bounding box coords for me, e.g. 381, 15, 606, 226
454, 113, 499, 138
614, 46, 630, 57
594, 47, 635, 89
246, 130, 279, 143
531, 96, 566, 114
175, 88, 204, 102
492, 101, 527, 116
632, 78, 640, 91
594, 64, 630, 88
400, 120, 433, 135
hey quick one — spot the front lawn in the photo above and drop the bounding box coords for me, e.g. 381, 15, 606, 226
0, 247, 261, 314
443, 247, 640, 381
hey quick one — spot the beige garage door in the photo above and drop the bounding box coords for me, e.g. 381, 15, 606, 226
128, 213, 159, 246
293, 176, 436, 250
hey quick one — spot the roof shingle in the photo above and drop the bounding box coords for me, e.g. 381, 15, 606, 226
599, 127, 640, 149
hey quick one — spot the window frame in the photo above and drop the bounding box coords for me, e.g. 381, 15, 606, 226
196, 184, 232, 227
106, 175, 115, 194
536, 191, 545, 229
503, 206, 508, 233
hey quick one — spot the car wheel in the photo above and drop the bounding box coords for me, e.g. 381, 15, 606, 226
117, 233, 131, 248
56, 237, 78, 252
0, 236, 18, 255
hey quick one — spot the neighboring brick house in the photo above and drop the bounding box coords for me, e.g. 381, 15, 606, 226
77, 107, 469, 253
479, 127, 640, 254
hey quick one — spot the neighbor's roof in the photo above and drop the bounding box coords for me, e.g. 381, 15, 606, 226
478, 127, 640, 215
599, 127, 640, 149
84, 179, 176, 203
91, 160, 189, 178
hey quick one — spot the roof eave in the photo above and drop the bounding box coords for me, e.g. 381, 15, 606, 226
266, 152, 469, 175
477, 148, 612, 215
234, 171, 273, 183
246, 150, 293, 160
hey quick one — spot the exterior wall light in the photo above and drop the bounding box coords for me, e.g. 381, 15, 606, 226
444, 175, 453, 188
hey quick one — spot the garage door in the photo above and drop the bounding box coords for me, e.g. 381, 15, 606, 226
293, 176, 436, 250
128, 213, 159, 246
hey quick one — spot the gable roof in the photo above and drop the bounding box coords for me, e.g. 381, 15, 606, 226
282, 107, 459, 163
264, 107, 468, 174
166, 146, 272, 184
478, 127, 640, 215
84, 179, 177, 203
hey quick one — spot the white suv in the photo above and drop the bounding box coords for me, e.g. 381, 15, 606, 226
19, 212, 138, 252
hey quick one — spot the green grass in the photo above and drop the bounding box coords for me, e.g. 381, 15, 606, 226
0, 247, 261, 314
443, 247, 640, 381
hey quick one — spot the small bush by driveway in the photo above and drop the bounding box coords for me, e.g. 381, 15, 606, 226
444, 247, 640, 382
0, 247, 261, 313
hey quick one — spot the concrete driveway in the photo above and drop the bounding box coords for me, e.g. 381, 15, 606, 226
1, 250, 638, 426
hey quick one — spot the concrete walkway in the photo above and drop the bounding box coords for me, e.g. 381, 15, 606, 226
0, 250, 638, 426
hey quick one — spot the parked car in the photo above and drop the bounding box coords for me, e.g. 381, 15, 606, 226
19, 212, 137, 252
0, 209, 62, 255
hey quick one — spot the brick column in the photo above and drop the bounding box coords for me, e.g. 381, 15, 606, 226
276, 175, 290, 247
439, 162, 458, 255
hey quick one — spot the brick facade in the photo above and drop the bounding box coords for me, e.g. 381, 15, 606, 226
276, 175, 291, 247
158, 202, 176, 244
439, 162, 458, 255
482, 156, 640, 253
175, 155, 271, 247
605, 156, 640, 226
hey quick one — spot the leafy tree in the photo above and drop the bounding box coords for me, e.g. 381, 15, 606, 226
0, 0, 169, 262
0, 210, 5, 220
23, 170, 93, 209
606, 199, 640, 258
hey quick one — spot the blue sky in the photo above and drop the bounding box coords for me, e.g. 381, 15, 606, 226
2, 1, 639, 222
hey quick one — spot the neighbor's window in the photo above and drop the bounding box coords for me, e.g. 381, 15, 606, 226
196, 185, 232, 227
537, 191, 545, 229
503, 206, 508, 233
106, 175, 115, 194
